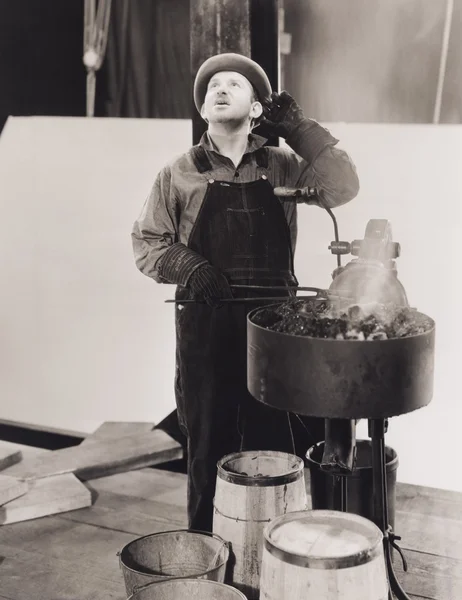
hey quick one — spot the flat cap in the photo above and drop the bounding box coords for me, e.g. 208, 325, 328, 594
193, 53, 272, 113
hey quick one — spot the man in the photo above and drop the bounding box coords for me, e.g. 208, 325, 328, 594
132, 53, 359, 531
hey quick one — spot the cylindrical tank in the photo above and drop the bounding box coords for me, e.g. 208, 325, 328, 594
247, 304, 435, 419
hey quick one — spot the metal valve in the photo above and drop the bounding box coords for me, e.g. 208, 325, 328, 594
329, 220, 401, 265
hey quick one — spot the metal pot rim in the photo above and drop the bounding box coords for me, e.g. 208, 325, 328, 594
247, 303, 436, 343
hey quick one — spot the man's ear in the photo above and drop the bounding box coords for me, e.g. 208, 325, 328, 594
250, 101, 263, 121
200, 104, 209, 123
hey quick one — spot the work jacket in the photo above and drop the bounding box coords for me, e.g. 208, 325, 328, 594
132, 125, 360, 282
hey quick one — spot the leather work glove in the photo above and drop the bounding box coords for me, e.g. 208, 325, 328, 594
158, 243, 233, 308
258, 91, 338, 164
189, 263, 233, 308
259, 91, 306, 140
158, 243, 208, 285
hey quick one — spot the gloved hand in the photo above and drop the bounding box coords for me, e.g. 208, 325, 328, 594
158, 243, 208, 285
259, 91, 306, 140
189, 264, 233, 308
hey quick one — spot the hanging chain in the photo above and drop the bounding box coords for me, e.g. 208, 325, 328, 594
83, 0, 112, 117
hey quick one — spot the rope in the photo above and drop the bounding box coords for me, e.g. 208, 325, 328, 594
83, 0, 113, 117
433, 0, 454, 124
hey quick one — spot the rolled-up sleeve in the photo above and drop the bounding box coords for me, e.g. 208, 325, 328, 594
286, 120, 360, 209
131, 166, 178, 283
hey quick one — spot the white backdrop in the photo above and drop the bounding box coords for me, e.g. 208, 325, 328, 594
0, 116, 460, 492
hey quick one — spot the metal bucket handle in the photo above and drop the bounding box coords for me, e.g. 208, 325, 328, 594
187, 529, 230, 571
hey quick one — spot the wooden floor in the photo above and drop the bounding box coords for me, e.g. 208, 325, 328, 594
0, 443, 461, 600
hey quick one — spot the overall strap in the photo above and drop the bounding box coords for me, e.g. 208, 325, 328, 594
254, 146, 269, 169
190, 145, 213, 174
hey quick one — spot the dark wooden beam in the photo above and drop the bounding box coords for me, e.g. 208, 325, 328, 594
250, 0, 280, 146
190, 0, 280, 146
0, 419, 84, 450
190, 0, 251, 144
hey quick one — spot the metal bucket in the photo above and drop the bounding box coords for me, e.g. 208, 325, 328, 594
119, 530, 230, 597
307, 440, 399, 530
128, 578, 248, 599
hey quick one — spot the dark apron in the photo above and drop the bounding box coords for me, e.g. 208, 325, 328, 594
175, 146, 324, 531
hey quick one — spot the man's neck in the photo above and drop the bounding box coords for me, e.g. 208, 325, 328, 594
207, 124, 251, 168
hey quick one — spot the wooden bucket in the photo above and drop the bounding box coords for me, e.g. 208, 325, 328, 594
260, 510, 389, 600
127, 578, 248, 599
212, 451, 306, 600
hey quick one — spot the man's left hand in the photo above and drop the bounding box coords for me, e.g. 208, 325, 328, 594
259, 91, 306, 139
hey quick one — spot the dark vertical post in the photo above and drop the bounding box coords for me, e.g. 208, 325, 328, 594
250, 0, 280, 146
190, 0, 251, 145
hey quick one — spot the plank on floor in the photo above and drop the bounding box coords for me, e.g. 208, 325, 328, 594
59, 487, 188, 535
3, 430, 183, 481
0, 473, 91, 525
56, 468, 187, 536
0, 444, 22, 471
0, 517, 134, 599
395, 509, 462, 561
0, 553, 125, 600
393, 547, 462, 600
80, 421, 156, 445
0, 475, 28, 506
0, 441, 46, 460
87, 467, 187, 499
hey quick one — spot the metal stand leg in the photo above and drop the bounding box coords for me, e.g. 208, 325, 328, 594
332, 474, 348, 512
369, 419, 410, 600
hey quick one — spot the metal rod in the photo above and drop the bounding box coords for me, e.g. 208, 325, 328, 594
370, 419, 388, 533
332, 475, 347, 512
229, 284, 325, 293
164, 295, 322, 304
369, 419, 411, 600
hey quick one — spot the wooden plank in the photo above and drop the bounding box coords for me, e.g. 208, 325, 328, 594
59, 487, 187, 534
0, 440, 46, 460
0, 475, 28, 506
0, 444, 22, 471
58, 468, 187, 534
3, 429, 182, 481
0, 550, 125, 600
0, 518, 132, 581
80, 421, 155, 445
393, 548, 462, 600
396, 508, 462, 560
396, 481, 462, 522
87, 467, 187, 498
0, 473, 91, 525
0, 517, 135, 599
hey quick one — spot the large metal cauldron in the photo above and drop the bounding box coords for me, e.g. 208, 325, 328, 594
247, 303, 435, 419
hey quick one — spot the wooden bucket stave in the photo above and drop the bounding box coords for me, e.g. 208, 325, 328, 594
212, 451, 307, 600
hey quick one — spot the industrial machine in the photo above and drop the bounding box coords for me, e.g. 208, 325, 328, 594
247, 187, 435, 600
166, 186, 436, 599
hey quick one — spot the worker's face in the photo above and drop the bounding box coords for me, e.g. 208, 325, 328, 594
201, 71, 263, 126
